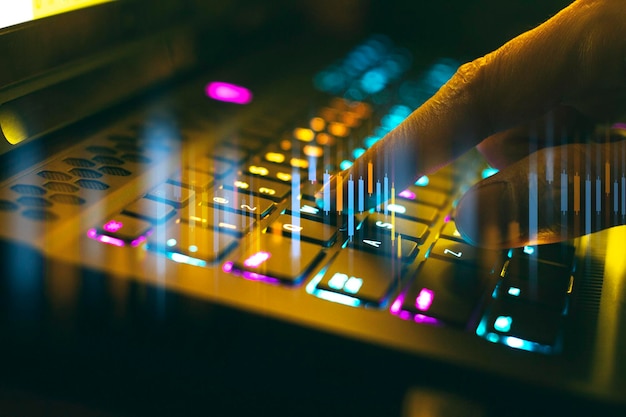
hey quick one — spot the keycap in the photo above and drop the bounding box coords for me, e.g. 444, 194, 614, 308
123, 198, 175, 223
508, 242, 576, 268
429, 238, 501, 271
148, 219, 237, 263
398, 186, 447, 208
146, 183, 194, 208
181, 203, 256, 236
415, 174, 454, 193
347, 229, 418, 262
386, 199, 438, 224
225, 175, 291, 202
221, 134, 264, 153
498, 257, 573, 311
168, 169, 214, 191
480, 298, 563, 349
188, 156, 233, 178
267, 214, 338, 246
400, 258, 493, 326
232, 233, 323, 284
440, 221, 464, 242
364, 212, 429, 244
203, 188, 275, 218
315, 248, 406, 306
95, 214, 152, 245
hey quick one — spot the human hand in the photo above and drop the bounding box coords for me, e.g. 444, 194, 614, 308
316, 0, 626, 249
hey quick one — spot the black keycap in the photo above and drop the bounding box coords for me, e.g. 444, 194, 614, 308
181, 203, 256, 236
399, 186, 448, 208
146, 183, 194, 208
440, 221, 464, 242
168, 168, 214, 191
148, 219, 237, 263
95, 214, 152, 245
189, 156, 233, 178
400, 258, 493, 326
348, 229, 418, 262
387, 199, 438, 224
123, 198, 175, 223
479, 298, 563, 350
203, 188, 275, 218
364, 212, 429, 244
429, 238, 501, 271
232, 233, 323, 284
267, 214, 338, 246
315, 248, 405, 306
509, 242, 576, 268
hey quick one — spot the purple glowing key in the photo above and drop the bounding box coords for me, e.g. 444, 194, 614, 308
415, 288, 435, 311
206, 81, 253, 104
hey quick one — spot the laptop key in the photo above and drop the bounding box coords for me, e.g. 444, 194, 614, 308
123, 198, 175, 223
232, 233, 323, 284
364, 212, 429, 244
314, 248, 405, 307
429, 238, 501, 272
225, 175, 291, 202
203, 188, 275, 218
168, 168, 214, 191
148, 219, 237, 264
92, 214, 152, 246
181, 204, 256, 236
348, 229, 418, 262
146, 183, 194, 208
400, 258, 492, 327
267, 214, 338, 247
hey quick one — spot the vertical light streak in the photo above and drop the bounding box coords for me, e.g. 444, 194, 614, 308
586, 175, 591, 235
348, 176, 354, 238
323, 171, 330, 213
574, 173, 581, 214
367, 161, 373, 195
336, 173, 343, 213
560, 170, 568, 213
376, 181, 381, 212
358, 177, 364, 212
383, 175, 389, 215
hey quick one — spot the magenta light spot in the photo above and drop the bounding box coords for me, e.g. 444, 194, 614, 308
222, 261, 234, 273
399, 311, 411, 320
415, 288, 435, 311
612, 122, 626, 130
87, 228, 124, 247
242, 270, 281, 285
443, 215, 451, 223
414, 314, 440, 325
206, 81, 252, 104
390, 293, 405, 314
103, 219, 124, 233
243, 251, 271, 268
130, 235, 147, 247
398, 189, 416, 200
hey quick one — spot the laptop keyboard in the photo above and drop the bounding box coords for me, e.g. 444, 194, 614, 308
2, 35, 577, 357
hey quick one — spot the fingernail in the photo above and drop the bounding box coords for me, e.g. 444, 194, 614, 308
455, 181, 520, 248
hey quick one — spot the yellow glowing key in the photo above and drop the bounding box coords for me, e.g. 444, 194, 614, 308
303, 145, 323, 158
329, 122, 349, 138
316, 133, 335, 146
294, 127, 315, 142
265, 152, 285, 164
276, 172, 292, 182
290, 158, 309, 169
249, 165, 269, 176
234, 180, 250, 190
310, 117, 326, 132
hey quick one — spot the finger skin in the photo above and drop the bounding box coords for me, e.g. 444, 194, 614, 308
456, 136, 626, 249
317, 0, 626, 213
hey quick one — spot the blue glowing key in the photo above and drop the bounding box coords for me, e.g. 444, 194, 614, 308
415, 176, 429, 186
352, 147, 366, 159
340, 160, 353, 170
494, 316, 513, 332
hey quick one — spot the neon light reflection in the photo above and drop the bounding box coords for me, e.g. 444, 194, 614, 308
206, 82, 253, 104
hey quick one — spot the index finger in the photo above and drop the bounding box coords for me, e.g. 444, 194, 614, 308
316, 0, 626, 210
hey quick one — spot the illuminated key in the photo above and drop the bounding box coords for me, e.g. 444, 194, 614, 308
264, 152, 286, 164
365, 212, 429, 244
429, 239, 501, 271
181, 204, 256, 236
440, 221, 464, 242
293, 127, 315, 142
400, 258, 492, 326
315, 248, 405, 306
94, 214, 152, 245
232, 233, 323, 284
123, 198, 175, 223
148, 220, 237, 263
225, 175, 291, 201
348, 229, 418, 262
309, 117, 326, 132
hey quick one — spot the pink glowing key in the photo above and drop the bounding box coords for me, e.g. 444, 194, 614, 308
243, 251, 271, 268
398, 189, 416, 200
206, 81, 253, 104
415, 288, 435, 311
103, 219, 124, 233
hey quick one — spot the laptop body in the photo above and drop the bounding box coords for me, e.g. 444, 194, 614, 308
1, 1, 625, 416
